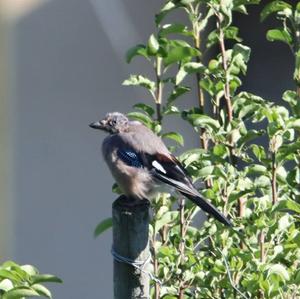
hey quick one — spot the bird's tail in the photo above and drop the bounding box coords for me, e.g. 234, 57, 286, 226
180, 192, 232, 227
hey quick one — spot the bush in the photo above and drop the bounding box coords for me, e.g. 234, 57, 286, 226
96, 1, 300, 298
0, 261, 62, 299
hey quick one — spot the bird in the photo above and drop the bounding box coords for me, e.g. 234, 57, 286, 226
89, 112, 232, 227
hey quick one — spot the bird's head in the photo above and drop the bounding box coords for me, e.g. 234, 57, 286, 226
89, 112, 129, 134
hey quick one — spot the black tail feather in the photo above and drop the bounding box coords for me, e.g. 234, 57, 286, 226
181, 192, 232, 227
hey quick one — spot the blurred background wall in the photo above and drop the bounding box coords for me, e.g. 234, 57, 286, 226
0, 0, 294, 298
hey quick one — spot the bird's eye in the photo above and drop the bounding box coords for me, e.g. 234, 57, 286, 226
111, 119, 117, 126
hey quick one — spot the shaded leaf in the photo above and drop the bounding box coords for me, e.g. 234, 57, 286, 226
158, 23, 191, 37
94, 218, 113, 238
126, 45, 148, 63
163, 45, 199, 66
133, 103, 155, 116
266, 28, 292, 45
184, 113, 220, 131
207, 26, 242, 49
127, 111, 153, 128
167, 86, 190, 103
155, 211, 179, 233
31, 274, 63, 284
162, 132, 184, 146
273, 200, 300, 214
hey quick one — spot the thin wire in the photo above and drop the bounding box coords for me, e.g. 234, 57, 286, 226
111, 247, 162, 285
217, 248, 249, 299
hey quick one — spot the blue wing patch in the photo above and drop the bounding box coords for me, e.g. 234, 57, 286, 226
117, 149, 143, 168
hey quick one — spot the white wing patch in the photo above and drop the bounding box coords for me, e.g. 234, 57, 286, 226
152, 160, 166, 174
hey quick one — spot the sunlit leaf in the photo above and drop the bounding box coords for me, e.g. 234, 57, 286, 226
3, 287, 39, 299
260, 1, 292, 21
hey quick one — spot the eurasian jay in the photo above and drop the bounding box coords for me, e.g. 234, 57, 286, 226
90, 112, 231, 226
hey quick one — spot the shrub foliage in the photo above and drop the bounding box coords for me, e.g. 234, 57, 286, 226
97, 1, 300, 298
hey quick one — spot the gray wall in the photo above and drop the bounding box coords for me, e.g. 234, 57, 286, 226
12, 1, 164, 298
10, 0, 294, 298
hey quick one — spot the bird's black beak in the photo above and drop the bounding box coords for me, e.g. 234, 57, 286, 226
89, 121, 103, 130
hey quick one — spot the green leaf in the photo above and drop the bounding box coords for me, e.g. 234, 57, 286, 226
125, 45, 148, 63
155, 211, 179, 233
266, 28, 292, 45
0, 270, 21, 283
237, 129, 264, 147
286, 118, 300, 129
197, 165, 214, 177
32, 284, 52, 298
183, 62, 206, 74
273, 199, 300, 214
133, 103, 155, 116
232, 44, 251, 69
163, 105, 181, 115
267, 264, 289, 282
0, 279, 13, 292
127, 112, 153, 128
175, 62, 205, 85
184, 113, 220, 131
158, 23, 191, 37
246, 164, 267, 175
167, 86, 190, 103
180, 149, 204, 166
155, 1, 178, 25
162, 132, 184, 146
94, 218, 113, 238
123, 75, 155, 94
1, 262, 19, 269
147, 34, 159, 55
3, 287, 39, 299
31, 274, 63, 284
213, 144, 227, 157
20, 265, 38, 276
163, 44, 199, 66
207, 26, 242, 49
282, 90, 298, 107
260, 1, 292, 22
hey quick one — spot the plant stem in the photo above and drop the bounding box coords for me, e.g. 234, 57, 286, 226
194, 34, 208, 151
152, 236, 160, 299
192, 10, 212, 187
271, 152, 277, 205
155, 56, 163, 123
258, 230, 265, 299
259, 231, 265, 263
238, 197, 246, 249
217, 15, 233, 123
178, 197, 186, 299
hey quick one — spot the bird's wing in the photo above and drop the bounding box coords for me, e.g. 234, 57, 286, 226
116, 147, 231, 226
116, 146, 195, 194
143, 152, 232, 226
116, 149, 144, 168
143, 152, 199, 196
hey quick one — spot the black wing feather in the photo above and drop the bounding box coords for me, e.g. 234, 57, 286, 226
146, 153, 232, 227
